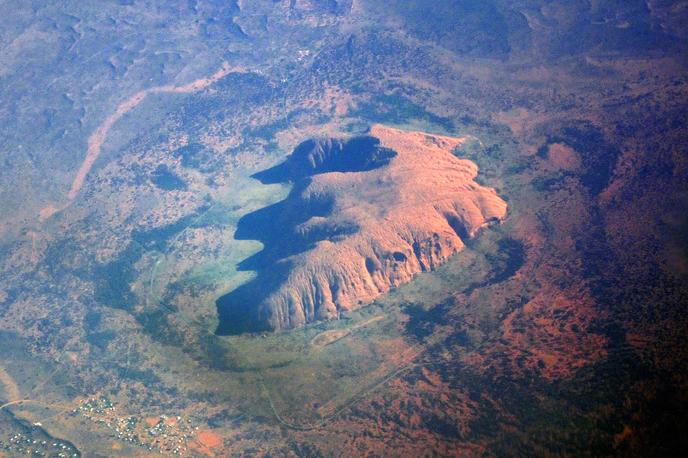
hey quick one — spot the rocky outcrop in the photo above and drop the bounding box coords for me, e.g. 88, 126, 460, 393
216, 125, 507, 334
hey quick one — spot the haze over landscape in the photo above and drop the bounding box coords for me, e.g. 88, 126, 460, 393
0, 0, 687, 456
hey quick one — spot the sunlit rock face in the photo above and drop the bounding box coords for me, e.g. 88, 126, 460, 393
216, 124, 507, 334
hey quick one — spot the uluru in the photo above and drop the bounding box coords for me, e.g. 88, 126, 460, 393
216, 125, 507, 334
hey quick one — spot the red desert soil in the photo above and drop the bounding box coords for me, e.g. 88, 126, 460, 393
243, 124, 507, 331
190, 430, 224, 457
144, 417, 161, 427
296, 369, 485, 457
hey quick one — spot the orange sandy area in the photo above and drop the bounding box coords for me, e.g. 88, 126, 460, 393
164, 416, 178, 426
67, 62, 236, 201
483, 274, 608, 379
190, 430, 224, 456
145, 417, 161, 427
196, 430, 222, 448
